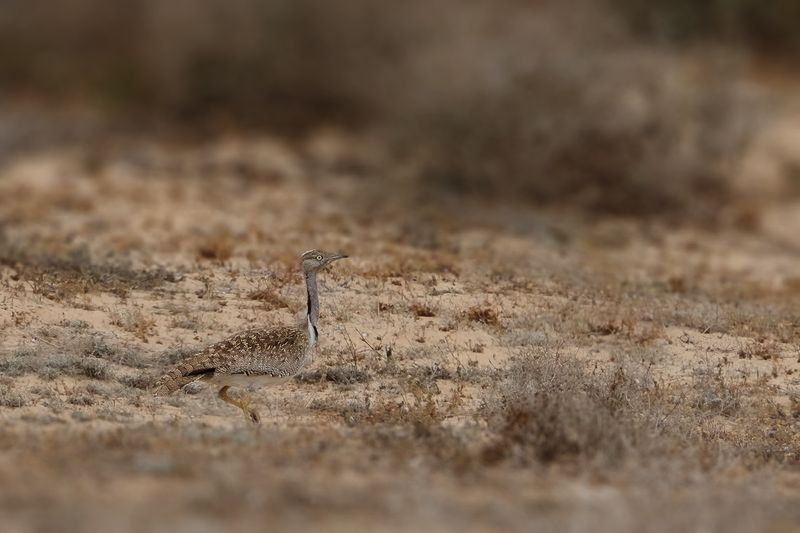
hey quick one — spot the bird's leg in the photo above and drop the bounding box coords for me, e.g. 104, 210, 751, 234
218, 386, 261, 425
239, 392, 261, 425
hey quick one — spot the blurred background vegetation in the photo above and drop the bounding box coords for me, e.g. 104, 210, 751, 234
618, 0, 800, 56
0, 0, 795, 221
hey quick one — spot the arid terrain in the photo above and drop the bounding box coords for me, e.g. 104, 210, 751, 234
1, 1, 800, 530
0, 115, 798, 532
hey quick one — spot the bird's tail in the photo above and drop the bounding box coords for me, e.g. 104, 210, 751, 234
152, 370, 199, 395
152, 353, 216, 395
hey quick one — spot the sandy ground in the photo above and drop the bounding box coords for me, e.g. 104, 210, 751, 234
0, 123, 799, 532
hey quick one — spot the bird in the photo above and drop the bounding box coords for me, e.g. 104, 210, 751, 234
152, 249, 348, 424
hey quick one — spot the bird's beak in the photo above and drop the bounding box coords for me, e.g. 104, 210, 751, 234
326, 253, 348, 264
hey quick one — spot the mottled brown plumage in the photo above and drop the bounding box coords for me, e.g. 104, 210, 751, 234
152, 327, 307, 394
152, 249, 347, 423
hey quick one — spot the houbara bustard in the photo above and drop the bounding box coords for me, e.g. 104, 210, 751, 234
153, 249, 347, 423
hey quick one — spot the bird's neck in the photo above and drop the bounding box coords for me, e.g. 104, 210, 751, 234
304, 270, 319, 346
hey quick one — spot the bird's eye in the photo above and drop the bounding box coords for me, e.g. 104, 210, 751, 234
316, 255, 323, 261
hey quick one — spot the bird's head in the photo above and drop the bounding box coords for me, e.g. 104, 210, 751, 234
299, 249, 348, 273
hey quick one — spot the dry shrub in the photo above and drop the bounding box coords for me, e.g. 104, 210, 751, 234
109, 306, 156, 342
0, 0, 417, 130
406, 51, 753, 221
0, 233, 176, 298
0, 1, 759, 222
0, 383, 28, 408
295, 366, 368, 385
120, 373, 155, 390
691, 362, 741, 417
67, 332, 144, 368
590, 316, 664, 345
791, 396, 800, 419
738, 340, 778, 361
247, 288, 289, 310
356, 376, 445, 437
0, 347, 111, 381
168, 313, 203, 331
479, 346, 800, 469
160, 346, 198, 366
321, 370, 461, 440
481, 348, 673, 466
483, 346, 703, 465
196, 232, 235, 261
77, 358, 112, 381
644, 281, 800, 344
3, 328, 134, 381
617, 0, 800, 58
0, 1, 760, 225
465, 303, 499, 326
410, 302, 436, 318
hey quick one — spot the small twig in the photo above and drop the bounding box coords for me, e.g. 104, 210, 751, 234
655, 393, 684, 431
31, 335, 58, 348
355, 328, 382, 356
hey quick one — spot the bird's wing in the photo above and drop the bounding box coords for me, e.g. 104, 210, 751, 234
223, 326, 306, 374
151, 327, 304, 395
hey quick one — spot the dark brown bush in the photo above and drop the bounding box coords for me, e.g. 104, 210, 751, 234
0, 0, 758, 220
400, 46, 755, 220
247, 288, 289, 310
0, 233, 176, 298
616, 0, 800, 58
0, 0, 418, 130
295, 366, 369, 385
465, 304, 499, 326
410, 302, 436, 318
481, 348, 671, 466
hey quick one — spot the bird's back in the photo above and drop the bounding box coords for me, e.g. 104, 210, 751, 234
152, 325, 309, 395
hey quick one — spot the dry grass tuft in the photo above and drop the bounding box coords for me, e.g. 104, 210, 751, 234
247, 288, 289, 310
590, 316, 665, 345
478, 346, 800, 470
410, 302, 436, 318
738, 340, 779, 361
0, 381, 28, 408
78, 358, 112, 381
0, 346, 112, 382
465, 303, 500, 326
0, 234, 176, 299
691, 361, 742, 417
295, 366, 368, 385
480, 348, 663, 466
119, 373, 156, 390
196, 232, 236, 261
109, 306, 156, 342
